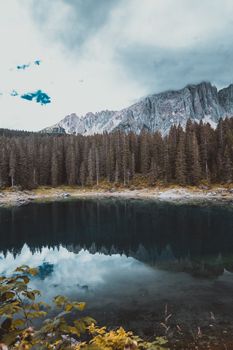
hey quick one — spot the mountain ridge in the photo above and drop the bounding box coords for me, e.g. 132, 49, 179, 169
42, 81, 233, 135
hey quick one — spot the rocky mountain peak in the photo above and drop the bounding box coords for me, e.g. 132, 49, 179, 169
42, 81, 233, 136
218, 84, 233, 114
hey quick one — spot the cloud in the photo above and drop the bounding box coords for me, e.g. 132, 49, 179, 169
117, 40, 233, 93
1, 0, 233, 130
32, 0, 233, 94
30, 0, 117, 50
83, 0, 233, 93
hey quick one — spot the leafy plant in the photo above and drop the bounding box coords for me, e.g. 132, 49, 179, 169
77, 324, 168, 350
0, 266, 169, 350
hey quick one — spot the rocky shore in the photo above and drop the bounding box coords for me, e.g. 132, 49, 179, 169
0, 186, 233, 207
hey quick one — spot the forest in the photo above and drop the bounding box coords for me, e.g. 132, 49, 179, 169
0, 118, 233, 189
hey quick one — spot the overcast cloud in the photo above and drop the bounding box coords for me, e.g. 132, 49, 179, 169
1, 0, 233, 130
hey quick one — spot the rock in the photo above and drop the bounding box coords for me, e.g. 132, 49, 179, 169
41, 81, 233, 136
11, 185, 23, 191
109, 188, 116, 193
218, 84, 233, 114
199, 185, 210, 190
60, 192, 70, 198
15, 198, 28, 206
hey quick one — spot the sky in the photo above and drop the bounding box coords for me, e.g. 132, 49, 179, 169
1, 0, 233, 131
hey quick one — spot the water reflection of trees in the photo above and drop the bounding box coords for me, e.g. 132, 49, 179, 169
0, 199, 233, 277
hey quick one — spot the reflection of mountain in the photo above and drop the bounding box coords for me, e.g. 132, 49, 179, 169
64, 243, 233, 278
1, 199, 233, 277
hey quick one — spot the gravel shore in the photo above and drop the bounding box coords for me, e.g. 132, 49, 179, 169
1, 186, 233, 207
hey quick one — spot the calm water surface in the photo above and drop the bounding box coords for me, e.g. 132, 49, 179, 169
0, 198, 233, 336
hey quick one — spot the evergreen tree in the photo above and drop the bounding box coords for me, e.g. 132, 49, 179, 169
65, 138, 77, 185
51, 140, 59, 187
190, 133, 201, 185
0, 142, 9, 187
223, 146, 232, 183
95, 147, 100, 185
140, 130, 150, 175
9, 143, 17, 187
80, 161, 86, 186
87, 147, 94, 185
0, 118, 232, 189
175, 131, 186, 185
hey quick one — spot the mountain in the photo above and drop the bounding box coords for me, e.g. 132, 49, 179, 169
42, 82, 233, 136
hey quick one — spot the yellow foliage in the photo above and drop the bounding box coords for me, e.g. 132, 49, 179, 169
75, 324, 169, 350
0, 267, 169, 350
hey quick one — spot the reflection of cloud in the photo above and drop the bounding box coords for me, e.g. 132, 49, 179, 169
38, 262, 54, 279
21, 90, 51, 105
1, 242, 233, 332
0, 244, 150, 301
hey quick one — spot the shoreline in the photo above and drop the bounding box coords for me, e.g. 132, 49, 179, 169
0, 185, 233, 207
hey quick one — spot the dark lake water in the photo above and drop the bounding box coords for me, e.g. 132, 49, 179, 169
1, 198, 233, 337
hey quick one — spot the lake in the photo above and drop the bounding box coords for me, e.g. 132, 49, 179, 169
0, 198, 233, 338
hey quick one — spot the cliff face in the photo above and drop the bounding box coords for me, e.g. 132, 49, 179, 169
218, 84, 233, 114
42, 82, 233, 136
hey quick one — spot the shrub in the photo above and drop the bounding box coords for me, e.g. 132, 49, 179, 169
0, 266, 168, 350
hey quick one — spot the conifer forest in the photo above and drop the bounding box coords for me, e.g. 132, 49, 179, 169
0, 118, 233, 189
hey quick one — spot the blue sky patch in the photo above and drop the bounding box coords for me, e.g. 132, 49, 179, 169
21, 90, 51, 105
10, 90, 19, 96
17, 63, 30, 70
34, 60, 41, 65
16, 59, 41, 70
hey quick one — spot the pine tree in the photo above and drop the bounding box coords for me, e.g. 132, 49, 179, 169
87, 147, 94, 185
0, 141, 9, 187
115, 159, 119, 183
0, 119, 232, 189
65, 139, 76, 185
95, 147, 100, 185
199, 122, 210, 181
223, 146, 232, 183
167, 126, 178, 181
140, 130, 150, 175
51, 140, 59, 187
190, 133, 201, 185
122, 135, 130, 185
106, 139, 114, 182
175, 131, 186, 185
80, 161, 86, 186
9, 146, 17, 187
163, 140, 170, 183
129, 152, 135, 180
148, 157, 157, 185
